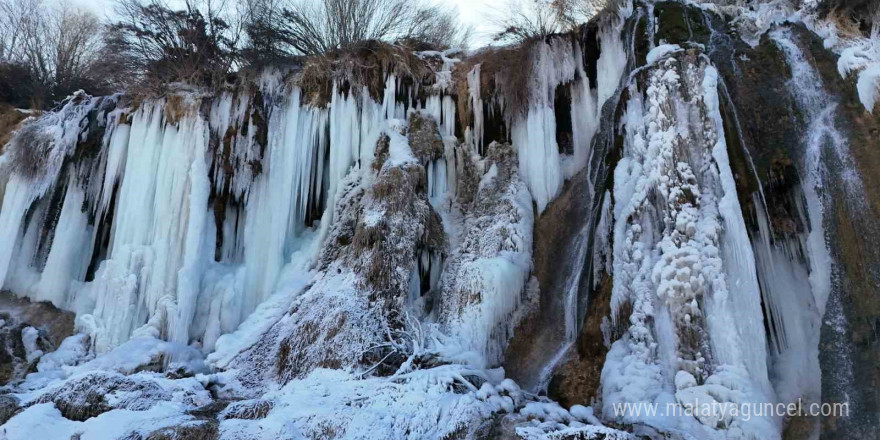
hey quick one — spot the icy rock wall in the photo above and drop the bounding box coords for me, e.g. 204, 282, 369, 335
0, 29, 622, 363
0, 73, 461, 357
600, 48, 778, 437
438, 142, 534, 368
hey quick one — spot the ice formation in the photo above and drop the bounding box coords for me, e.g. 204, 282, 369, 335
0, 1, 876, 439
601, 49, 776, 439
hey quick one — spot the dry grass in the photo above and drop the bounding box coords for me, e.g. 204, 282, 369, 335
0, 104, 30, 152
5, 118, 54, 178
144, 420, 219, 440
0, 395, 20, 425
424, 207, 445, 251
219, 400, 273, 420
298, 40, 433, 107
453, 39, 541, 126
407, 113, 444, 164
452, 145, 481, 208
34, 373, 163, 421
275, 307, 348, 383
163, 94, 191, 125
371, 133, 391, 173
369, 165, 426, 212
276, 319, 319, 382
819, 0, 878, 37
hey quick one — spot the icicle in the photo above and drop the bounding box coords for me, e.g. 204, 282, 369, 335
701, 65, 772, 395
510, 40, 577, 213
467, 65, 484, 152
597, 20, 628, 111
80, 99, 212, 353
243, 88, 327, 324
566, 41, 601, 179
32, 180, 93, 308
0, 176, 34, 289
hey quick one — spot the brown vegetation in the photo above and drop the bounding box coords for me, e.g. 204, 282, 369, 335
817, 0, 878, 37
0, 104, 29, 149
298, 40, 433, 106
454, 41, 537, 123
143, 420, 219, 440
34, 372, 168, 421
407, 112, 445, 164
219, 399, 273, 420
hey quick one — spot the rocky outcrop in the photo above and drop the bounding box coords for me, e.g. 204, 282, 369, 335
0, 292, 74, 385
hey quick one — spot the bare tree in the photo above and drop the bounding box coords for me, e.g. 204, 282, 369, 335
242, 0, 471, 61
403, 3, 473, 50
0, 0, 37, 61
551, 0, 608, 30
0, 0, 103, 107
48, 5, 102, 92
109, 0, 240, 88
490, 0, 619, 43
490, 0, 563, 43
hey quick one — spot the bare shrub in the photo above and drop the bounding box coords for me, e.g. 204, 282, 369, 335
491, 0, 621, 43
0, 103, 30, 147
406, 112, 444, 164
144, 420, 219, 440
219, 399, 273, 420
240, 0, 471, 67
490, 0, 563, 43
298, 40, 432, 105
551, 0, 614, 31
5, 120, 53, 178
0, 395, 19, 425
34, 371, 169, 421
108, 0, 241, 91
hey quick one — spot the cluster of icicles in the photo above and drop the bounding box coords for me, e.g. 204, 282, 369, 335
0, 17, 627, 360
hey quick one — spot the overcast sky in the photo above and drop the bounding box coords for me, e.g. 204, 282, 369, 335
70, 0, 504, 48
447, 0, 502, 46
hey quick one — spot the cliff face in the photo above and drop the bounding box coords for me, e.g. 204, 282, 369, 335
0, 1, 878, 440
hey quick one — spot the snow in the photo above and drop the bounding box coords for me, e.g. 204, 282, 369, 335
1, 401, 198, 440
32, 334, 91, 381
820, 14, 880, 112
21, 326, 43, 363
601, 50, 779, 439
646, 44, 683, 65
67, 336, 207, 377
217, 367, 498, 440
439, 143, 534, 367
856, 64, 880, 113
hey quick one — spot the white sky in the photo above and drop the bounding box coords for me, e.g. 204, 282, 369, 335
70, 0, 504, 48
446, 0, 504, 47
